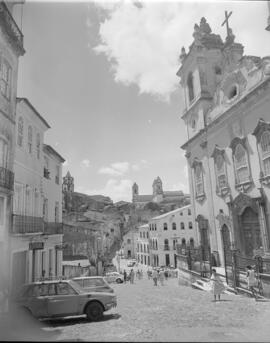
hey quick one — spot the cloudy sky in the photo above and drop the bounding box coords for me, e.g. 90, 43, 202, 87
15, 0, 269, 202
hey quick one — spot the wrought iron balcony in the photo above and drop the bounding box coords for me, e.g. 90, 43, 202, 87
0, 166, 14, 190
44, 222, 63, 235
0, 2, 24, 55
12, 215, 44, 234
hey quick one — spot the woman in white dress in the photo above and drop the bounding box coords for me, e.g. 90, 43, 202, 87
210, 268, 225, 301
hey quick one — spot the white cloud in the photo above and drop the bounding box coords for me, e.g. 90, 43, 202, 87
131, 159, 149, 172
170, 181, 189, 193
99, 161, 129, 176
81, 159, 91, 168
82, 178, 133, 202
93, 1, 268, 102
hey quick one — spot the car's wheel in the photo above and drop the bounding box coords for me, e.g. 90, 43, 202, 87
116, 278, 122, 284
85, 301, 104, 321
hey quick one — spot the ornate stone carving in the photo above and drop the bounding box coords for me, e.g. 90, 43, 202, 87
229, 136, 247, 154
179, 46, 187, 63
216, 212, 232, 228
231, 192, 258, 215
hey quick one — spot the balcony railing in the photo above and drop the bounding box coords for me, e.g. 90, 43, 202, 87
12, 215, 44, 234
12, 215, 63, 235
44, 222, 63, 235
0, 2, 24, 55
0, 166, 14, 190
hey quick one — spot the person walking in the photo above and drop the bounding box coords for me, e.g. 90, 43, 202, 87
159, 269, 165, 286
246, 265, 258, 301
210, 268, 225, 301
136, 269, 140, 280
164, 269, 168, 281
152, 269, 158, 286
147, 269, 151, 280
130, 269, 135, 284
123, 269, 127, 283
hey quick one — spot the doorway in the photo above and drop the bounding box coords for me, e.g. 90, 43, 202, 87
241, 207, 262, 257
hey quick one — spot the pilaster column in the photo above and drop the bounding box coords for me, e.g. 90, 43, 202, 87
257, 199, 270, 254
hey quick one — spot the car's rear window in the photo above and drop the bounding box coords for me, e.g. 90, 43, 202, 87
84, 278, 105, 287
73, 279, 84, 287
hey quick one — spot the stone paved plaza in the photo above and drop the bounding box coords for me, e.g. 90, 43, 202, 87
3, 268, 270, 342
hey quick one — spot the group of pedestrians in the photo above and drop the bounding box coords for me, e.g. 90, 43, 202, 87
123, 268, 142, 284
150, 268, 168, 286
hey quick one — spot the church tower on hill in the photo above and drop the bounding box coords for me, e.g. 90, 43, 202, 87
62, 171, 74, 212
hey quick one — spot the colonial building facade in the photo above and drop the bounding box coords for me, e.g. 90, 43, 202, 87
178, 16, 270, 266
0, 1, 25, 303
136, 224, 150, 266
122, 228, 138, 259
10, 98, 64, 293
149, 205, 196, 267
132, 176, 190, 209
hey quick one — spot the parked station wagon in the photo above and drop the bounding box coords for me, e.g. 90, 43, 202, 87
72, 276, 114, 293
13, 279, 117, 321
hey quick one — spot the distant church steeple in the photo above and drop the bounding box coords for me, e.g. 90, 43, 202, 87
132, 182, 139, 202
63, 171, 74, 193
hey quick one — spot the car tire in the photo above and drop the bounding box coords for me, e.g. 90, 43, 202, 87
85, 301, 104, 321
116, 278, 122, 284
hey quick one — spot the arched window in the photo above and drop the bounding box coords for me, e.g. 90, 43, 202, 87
163, 223, 168, 231
181, 238, 186, 246
17, 117, 23, 147
172, 222, 176, 230
164, 239, 169, 250
215, 154, 227, 189
234, 143, 250, 184
28, 126, 32, 153
36, 133, 40, 159
189, 221, 193, 229
0, 138, 8, 168
261, 131, 270, 176
187, 72, 194, 103
181, 222, 185, 230
190, 238, 194, 248
194, 164, 204, 196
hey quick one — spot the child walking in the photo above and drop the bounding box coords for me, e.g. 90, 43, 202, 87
210, 268, 225, 301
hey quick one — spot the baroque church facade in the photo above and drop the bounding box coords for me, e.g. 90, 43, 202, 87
178, 16, 270, 266
132, 177, 190, 209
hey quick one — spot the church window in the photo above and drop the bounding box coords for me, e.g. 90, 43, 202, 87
261, 131, 270, 177
227, 85, 238, 100
28, 125, 32, 154
181, 222, 185, 230
189, 221, 193, 229
215, 154, 227, 189
187, 72, 195, 103
194, 164, 204, 196
17, 117, 23, 147
190, 238, 194, 248
234, 143, 250, 184
0, 138, 8, 168
163, 223, 168, 231
215, 66, 222, 75
36, 133, 40, 159
0, 59, 11, 99
172, 222, 176, 230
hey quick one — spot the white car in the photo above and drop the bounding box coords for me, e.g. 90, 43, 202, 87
105, 272, 124, 284
127, 260, 136, 267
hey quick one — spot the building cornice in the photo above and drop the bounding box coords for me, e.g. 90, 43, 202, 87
0, 2, 25, 56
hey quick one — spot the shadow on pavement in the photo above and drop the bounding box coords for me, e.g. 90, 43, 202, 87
0, 309, 62, 341
46, 313, 121, 327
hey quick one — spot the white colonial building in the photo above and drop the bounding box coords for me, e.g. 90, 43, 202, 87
0, 1, 25, 305
136, 224, 150, 266
149, 205, 197, 267
10, 98, 65, 293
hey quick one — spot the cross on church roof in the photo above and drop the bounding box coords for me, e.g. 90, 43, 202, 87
221, 10, 233, 37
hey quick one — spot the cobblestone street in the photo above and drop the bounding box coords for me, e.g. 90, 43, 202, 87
37, 272, 270, 342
